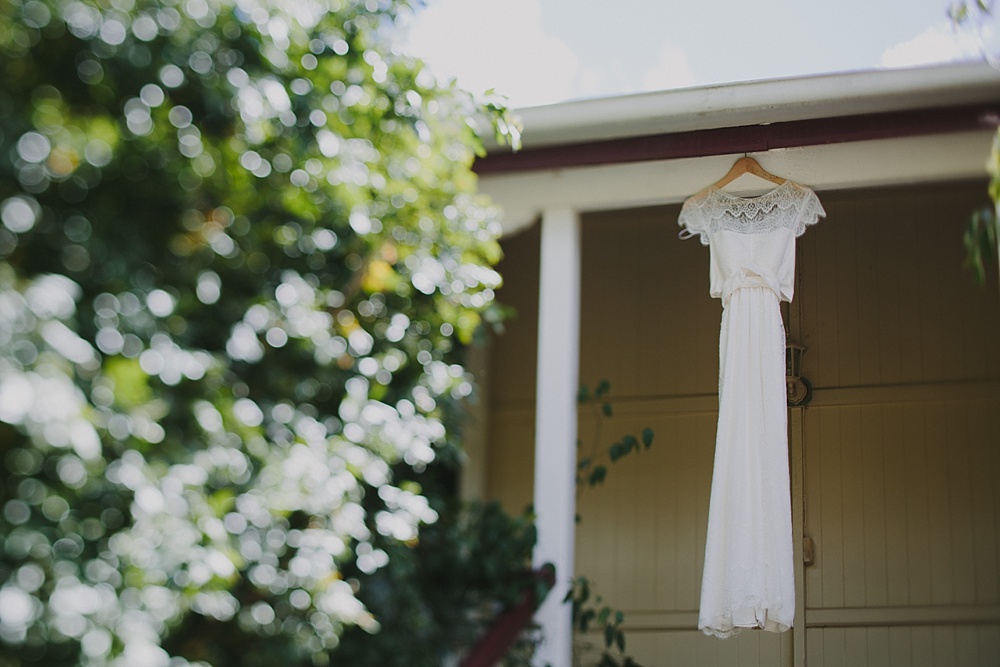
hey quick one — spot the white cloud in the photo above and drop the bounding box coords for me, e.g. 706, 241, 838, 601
640, 41, 697, 92
879, 21, 984, 68
403, 0, 596, 107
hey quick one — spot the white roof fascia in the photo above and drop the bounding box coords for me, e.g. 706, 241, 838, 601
489, 61, 1000, 150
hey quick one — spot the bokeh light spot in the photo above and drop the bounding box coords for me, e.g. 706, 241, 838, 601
1, 196, 40, 233
16, 132, 51, 163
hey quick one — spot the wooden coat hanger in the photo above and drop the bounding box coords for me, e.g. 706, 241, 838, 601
711, 156, 786, 189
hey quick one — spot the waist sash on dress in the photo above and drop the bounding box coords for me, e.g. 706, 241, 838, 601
720, 264, 782, 307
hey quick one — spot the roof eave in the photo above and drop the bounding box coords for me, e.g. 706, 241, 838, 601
484, 60, 1000, 152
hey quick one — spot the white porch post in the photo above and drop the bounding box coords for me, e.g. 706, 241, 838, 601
532, 208, 581, 667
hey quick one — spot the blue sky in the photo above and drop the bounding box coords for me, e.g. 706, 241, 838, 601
402, 0, 993, 107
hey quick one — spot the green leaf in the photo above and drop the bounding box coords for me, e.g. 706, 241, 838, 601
588, 465, 608, 485
578, 457, 592, 471
604, 624, 615, 648
623, 434, 637, 453
615, 629, 625, 652
642, 428, 654, 448
609, 443, 623, 462
964, 207, 997, 285
595, 379, 611, 397
601, 402, 613, 417
577, 384, 590, 403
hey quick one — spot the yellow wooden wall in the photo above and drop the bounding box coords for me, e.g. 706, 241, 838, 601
484, 181, 1000, 666
797, 185, 1000, 666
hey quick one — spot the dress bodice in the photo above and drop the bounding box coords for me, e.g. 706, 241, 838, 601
678, 181, 825, 305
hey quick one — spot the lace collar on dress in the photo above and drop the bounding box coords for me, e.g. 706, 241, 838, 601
678, 181, 825, 245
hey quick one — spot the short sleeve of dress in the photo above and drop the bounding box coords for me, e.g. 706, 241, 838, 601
678, 190, 711, 246
793, 188, 826, 237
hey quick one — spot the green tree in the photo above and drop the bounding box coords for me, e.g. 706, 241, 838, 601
0, 1, 529, 666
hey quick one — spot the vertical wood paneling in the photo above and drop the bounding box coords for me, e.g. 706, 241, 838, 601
916, 198, 948, 381
580, 205, 722, 400
485, 182, 1000, 667
852, 202, 882, 388
894, 196, 925, 386
798, 183, 1000, 389
796, 182, 999, 667
859, 405, 889, 607
840, 408, 867, 608
911, 627, 935, 667
888, 626, 912, 667
833, 202, 862, 386
881, 404, 911, 607
803, 403, 825, 609
955, 626, 979, 666
945, 403, 976, 605
926, 404, 955, 606
967, 404, 1000, 605
933, 626, 957, 666
618, 629, 789, 667
574, 412, 716, 613
873, 195, 905, 384
808, 204, 842, 386
846, 628, 871, 666
903, 404, 933, 605
806, 628, 824, 665
866, 627, 891, 665
804, 399, 1000, 610
979, 626, 1000, 663
819, 409, 846, 608
653, 417, 680, 608
811, 625, 1000, 667
825, 627, 847, 665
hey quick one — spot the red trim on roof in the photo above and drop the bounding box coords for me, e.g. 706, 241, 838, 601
473, 104, 1000, 175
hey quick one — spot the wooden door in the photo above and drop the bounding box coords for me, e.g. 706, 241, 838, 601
795, 184, 1000, 666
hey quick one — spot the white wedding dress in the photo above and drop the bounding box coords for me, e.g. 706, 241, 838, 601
678, 180, 825, 638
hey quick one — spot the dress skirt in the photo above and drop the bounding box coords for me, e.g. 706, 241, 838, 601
698, 285, 796, 638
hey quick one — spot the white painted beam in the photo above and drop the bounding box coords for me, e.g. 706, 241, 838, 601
481, 131, 995, 236
532, 208, 581, 667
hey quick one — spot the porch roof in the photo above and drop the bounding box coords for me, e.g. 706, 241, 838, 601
475, 61, 1000, 235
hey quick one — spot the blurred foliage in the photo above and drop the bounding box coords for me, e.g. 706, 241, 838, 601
0, 1, 532, 666
963, 128, 1000, 284
950, 1, 1000, 284
333, 501, 538, 667
576, 381, 654, 490
564, 577, 641, 667
570, 382, 651, 667
947, 0, 994, 26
